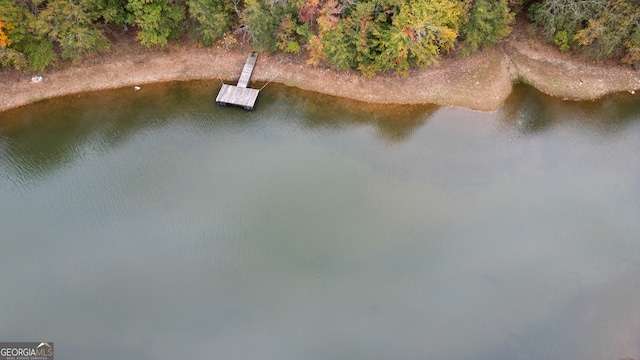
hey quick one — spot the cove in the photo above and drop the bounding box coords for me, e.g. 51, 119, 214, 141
0, 82, 639, 360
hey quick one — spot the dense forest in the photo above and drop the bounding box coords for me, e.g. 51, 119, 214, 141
1, 0, 638, 74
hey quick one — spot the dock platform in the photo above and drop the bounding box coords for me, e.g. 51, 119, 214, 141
216, 53, 260, 110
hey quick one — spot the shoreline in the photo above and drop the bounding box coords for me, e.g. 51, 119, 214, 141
1, 34, 639, 113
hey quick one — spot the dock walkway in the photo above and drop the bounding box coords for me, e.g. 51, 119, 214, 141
216, 53, 260, 110
237, 53, 257, 88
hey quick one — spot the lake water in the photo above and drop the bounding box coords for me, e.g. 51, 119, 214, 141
0, 82, 639, 360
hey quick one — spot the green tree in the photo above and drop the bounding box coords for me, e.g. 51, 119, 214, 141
307, 0, 377, 73
188, 0, 234, 45
0, 17, 28, 69
34, 0, 110, 60
308, 0, 463, 76
574, 0, 639, 61
349, 1, 384, 76
242, 0, 281, 51
275, 13, 311, 52
460, 0, 514, 55
387, 0, 463, 73
529, 0, 608, 51
127, 0, 186, 47
93, 0, 134, 28
319, 17, 356, 68
0, 46, 28, 69
0, 0, 55, 70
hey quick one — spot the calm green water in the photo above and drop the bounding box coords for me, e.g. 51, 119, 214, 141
1, 82, 639, 360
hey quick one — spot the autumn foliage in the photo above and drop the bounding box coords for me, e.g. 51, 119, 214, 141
0, 0, 638, 73
0, 18, 12, 47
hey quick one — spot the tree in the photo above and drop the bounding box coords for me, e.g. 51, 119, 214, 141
0, 18, 10, 47
0, 17, 28, 69
318, 16, 356, 68
33, 0, 110, 60
529, 0, 608, 51
242, 0, 280, 50
96, 0, 134, 29
387, 0, 463, 73
460, 0, 514, 55
0, 0, 55, 70
188, 0, 234, 45
308, 0, 463, 76
574, 0, 640, 61
127, 0, 186, 47
307, 0, 376, 72
275, 13, 312, 52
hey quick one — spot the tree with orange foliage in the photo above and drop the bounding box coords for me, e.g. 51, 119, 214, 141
0, 18, 12, 47
0, 12, 27, 70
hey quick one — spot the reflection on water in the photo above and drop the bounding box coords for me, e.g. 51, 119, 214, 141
0, 82, 436, 183
0, 82, 219, 184
0, 82, 639, 360
260, 84, 437, 142
498, 84, 640, 134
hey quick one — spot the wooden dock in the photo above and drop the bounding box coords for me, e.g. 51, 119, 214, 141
237, 52, 257, 88
216, 53, 260, 110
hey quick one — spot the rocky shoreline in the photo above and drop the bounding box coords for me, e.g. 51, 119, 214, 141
1, 33, 639, 113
